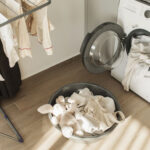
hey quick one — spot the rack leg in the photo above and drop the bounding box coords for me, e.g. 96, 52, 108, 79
0, 107, 24, 143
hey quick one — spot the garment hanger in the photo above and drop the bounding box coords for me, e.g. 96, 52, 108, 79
0, 0, 51, 27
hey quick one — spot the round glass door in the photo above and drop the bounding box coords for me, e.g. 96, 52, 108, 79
81, 23, 125, 73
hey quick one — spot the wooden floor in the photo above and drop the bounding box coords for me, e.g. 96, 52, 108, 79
0, 56, 150, 150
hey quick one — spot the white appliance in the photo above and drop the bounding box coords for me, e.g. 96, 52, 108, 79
111, 0, 150, 103
81, 0, 150, 103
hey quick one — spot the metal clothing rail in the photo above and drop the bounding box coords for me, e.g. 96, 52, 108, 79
0, 107, 24, 142
0, 0, 51, 27
0, 0, 52, 143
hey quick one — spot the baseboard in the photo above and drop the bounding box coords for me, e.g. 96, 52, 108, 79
23, 55, 81, 81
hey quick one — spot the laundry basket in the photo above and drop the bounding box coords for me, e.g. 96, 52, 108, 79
48, 82, 121, 142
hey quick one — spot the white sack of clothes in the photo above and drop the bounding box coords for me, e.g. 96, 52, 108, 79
0, 13, 19, 68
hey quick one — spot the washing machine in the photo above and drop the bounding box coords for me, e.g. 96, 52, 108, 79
81, 0, 150, 103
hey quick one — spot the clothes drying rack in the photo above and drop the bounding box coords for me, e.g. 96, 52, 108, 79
0, 0, 51, 143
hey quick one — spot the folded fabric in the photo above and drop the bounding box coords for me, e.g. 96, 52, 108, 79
22, 0, 54, 55
122, 35, 150, 91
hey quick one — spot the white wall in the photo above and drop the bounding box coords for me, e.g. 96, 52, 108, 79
19, 0, 85, 79
86, 0, 120, 32
19, 0, 120, 79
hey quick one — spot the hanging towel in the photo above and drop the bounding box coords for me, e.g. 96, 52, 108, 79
0, 40, 21, 98
22, 0, 54, 55
0, 0, 31, 58
0, 13, 19, 68
122, 35, 150, 91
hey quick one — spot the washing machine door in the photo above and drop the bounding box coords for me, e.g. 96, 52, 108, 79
81, 22, 126, 74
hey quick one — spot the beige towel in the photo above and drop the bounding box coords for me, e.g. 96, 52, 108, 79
0, 13, 19, 67
0, 0, 31, 58
22, 0, 54, 55
122, 36, 150, 91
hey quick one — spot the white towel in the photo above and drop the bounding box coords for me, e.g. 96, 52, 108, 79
0, 13, 19, 68
122, 35, 150, 91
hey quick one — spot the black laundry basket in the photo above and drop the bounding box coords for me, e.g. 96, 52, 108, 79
48, 82, 121, 142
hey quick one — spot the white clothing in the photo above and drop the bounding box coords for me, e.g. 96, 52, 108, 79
0, 13, 19, 67
22, 0, 54, 55
122, 36, 150, 91
0, 13, 20, 81
0, 0, 31, 58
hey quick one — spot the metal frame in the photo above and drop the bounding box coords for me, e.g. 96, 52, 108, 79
0, 0, 51, 27
0, 0, 52, 143
0, 107, 24, 143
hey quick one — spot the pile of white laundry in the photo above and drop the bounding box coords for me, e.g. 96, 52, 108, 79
38, 88, 125, 138
122, 35, 150, 91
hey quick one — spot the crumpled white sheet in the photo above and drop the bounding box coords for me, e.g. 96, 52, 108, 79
122, 35, 150, 91
38, 88, 125, 138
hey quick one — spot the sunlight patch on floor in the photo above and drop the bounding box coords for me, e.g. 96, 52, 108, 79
32, 127, 61, 150
99, 116, 150, 150
32, 116, 150, 150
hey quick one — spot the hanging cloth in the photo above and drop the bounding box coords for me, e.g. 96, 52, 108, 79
0, 0, 31, 58
0, 13, 19, 68
22, 0, 54, 55
0, 40, 21, 98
